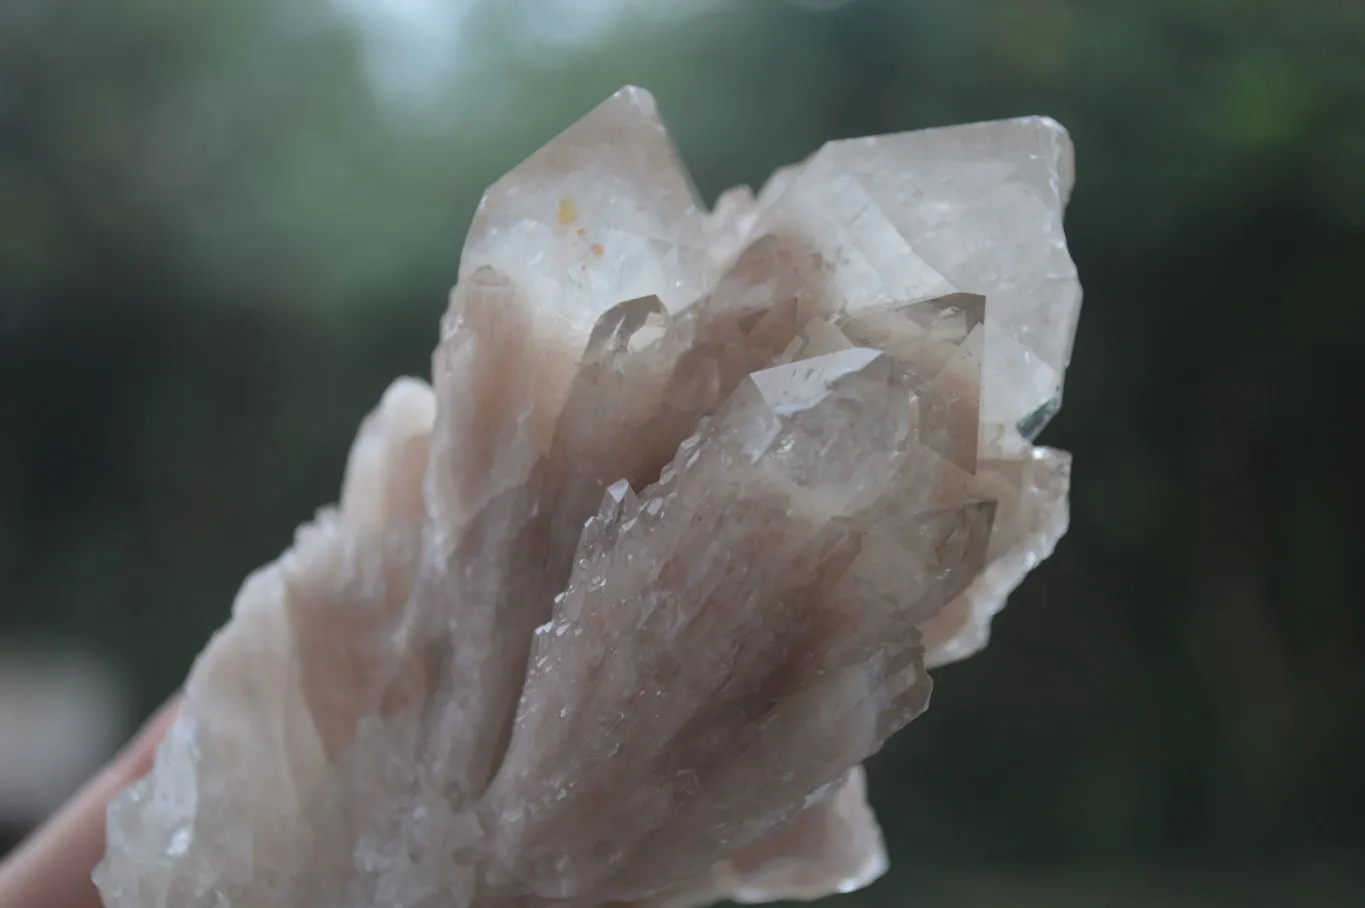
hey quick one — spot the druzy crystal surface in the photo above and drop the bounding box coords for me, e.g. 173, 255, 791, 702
95, 87, 1080, 908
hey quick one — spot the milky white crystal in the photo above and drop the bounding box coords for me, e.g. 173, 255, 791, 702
95, 86, 1080, 908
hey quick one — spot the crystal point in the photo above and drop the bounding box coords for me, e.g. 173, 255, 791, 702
96, 89, 1082, 908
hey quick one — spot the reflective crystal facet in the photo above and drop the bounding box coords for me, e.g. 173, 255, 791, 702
96, 87, 1081, 908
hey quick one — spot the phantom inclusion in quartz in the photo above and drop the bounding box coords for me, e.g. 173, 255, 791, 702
95, 87, 1081, 908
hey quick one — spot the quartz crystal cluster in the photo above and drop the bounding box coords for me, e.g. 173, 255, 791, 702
95, 87, 1080, 908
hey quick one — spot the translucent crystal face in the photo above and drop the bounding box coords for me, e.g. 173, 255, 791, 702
95, 87, 1080, 908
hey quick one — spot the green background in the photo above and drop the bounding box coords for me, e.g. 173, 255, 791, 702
3, 0, 1363, 903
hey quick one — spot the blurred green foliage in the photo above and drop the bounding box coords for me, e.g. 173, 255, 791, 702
2, 0, 1363, 903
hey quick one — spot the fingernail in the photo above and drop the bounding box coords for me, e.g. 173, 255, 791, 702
117, 694, 183, 782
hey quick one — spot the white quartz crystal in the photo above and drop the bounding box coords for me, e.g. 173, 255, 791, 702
95, 86, 1080, 908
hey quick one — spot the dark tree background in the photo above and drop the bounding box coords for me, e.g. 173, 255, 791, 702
3, 0, 1363, 904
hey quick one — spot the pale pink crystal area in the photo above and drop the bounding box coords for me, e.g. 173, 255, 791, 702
95, 87, 1079, 908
